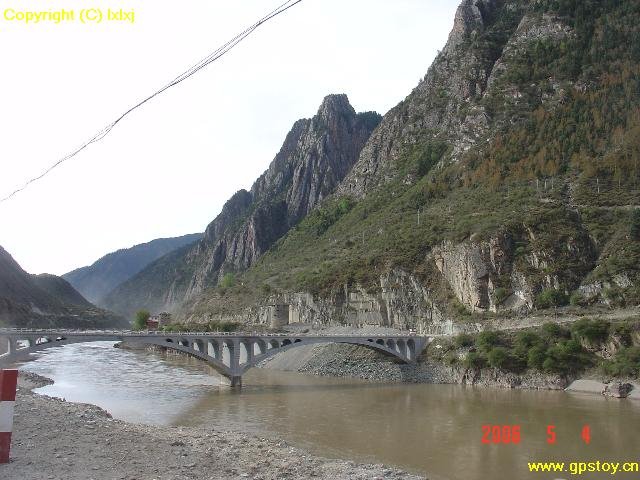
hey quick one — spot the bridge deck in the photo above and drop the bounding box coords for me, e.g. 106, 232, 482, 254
0, 329, 431, 387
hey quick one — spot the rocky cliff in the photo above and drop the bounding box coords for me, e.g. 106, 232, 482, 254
102, 95, 381, 318
0, 246, 127, 328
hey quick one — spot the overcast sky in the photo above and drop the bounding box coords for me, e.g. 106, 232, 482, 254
0, 0, 459, 275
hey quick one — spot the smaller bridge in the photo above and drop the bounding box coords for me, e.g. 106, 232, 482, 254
0, 329, 431, 386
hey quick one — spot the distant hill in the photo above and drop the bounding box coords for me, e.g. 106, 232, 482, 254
63, 233, 202, 305
31, 274, 94, 309
0, 245, 127, 328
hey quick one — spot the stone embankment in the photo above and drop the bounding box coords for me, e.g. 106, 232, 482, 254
3, 371, 424, 480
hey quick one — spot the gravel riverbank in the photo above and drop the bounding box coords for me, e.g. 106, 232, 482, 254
2, 371, 424, 480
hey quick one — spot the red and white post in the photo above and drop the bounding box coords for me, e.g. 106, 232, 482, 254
0, 369, 18, 463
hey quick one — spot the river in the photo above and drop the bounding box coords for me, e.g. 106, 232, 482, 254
17, 341, 640, 480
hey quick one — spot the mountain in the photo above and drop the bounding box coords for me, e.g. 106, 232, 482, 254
101, 95, 382, 318
105, 0, 640, 333
177, 0, 640, 331
31, 274, 94, 309
63, 233, 202, 304
0, 246, 127, 328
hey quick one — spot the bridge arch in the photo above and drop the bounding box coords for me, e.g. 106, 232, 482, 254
0, 330, 429, 387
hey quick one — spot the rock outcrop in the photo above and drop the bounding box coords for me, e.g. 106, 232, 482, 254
432, 214, 597, 314
185, 268, 455, 335
602, 381, 634, 399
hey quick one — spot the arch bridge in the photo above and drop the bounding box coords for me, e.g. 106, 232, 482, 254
0, 329, 431, 386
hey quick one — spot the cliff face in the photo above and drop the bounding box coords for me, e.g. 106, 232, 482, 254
63, 233, 202, 304
432, 219, 596, 313
184, 95, 380, 299
0, 246, 127, 328
102, 95, 381, 318
338, 0, 518, 197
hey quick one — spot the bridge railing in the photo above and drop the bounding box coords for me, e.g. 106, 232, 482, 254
0, 328, 423, 338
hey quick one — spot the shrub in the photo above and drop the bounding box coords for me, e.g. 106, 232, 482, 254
493, 287, 510, 306
603, 286, 625, 306
536, 288, 569, 309
602, 346, 640, 377
611, 323, 634, 347
543, 339, 592, 375
571, 318, 610, 343
528, 344, 548, 370
569, 291, 585, 306
463, 351, 487, 369
487, 347, 510, 369
477, 331, 503, 353
444, 350, 459, 366
453, 333, 475, 348
220, 273, 236, 289
516, 330, 543, 349
541, 322, 570, 340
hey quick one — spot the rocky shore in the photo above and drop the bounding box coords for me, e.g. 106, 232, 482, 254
2, 371, 424, 480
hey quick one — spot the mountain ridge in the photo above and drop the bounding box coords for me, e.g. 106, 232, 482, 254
63, 233, 203, 305
0, 245, 127, 329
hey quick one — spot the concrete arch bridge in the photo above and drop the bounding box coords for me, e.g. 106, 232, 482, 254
0, 329, 431, 386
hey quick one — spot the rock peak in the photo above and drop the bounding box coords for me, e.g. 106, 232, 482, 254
317, 94, 356, 120
445, 0, 497, 53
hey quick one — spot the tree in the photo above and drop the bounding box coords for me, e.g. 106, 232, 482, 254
133, 309, 150, 330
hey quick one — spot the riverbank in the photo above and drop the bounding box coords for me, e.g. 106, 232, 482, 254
263, 343, 640, 397
2, 371, 424, 480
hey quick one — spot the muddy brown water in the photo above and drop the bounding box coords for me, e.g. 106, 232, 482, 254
17, 342, 640, 480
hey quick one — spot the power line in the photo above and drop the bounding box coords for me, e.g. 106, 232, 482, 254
0, 0, 304, 204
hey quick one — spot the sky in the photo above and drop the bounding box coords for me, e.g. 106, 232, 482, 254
0, 0, 460, 275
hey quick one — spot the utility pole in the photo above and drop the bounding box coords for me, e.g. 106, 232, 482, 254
417, 207, 421, 226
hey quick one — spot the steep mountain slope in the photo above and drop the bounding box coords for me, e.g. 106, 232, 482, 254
102, 95, 381, 318
0, 246, 127, 328
63, 233, 202, 304
31, 274, 94, 309
181, 0, 640, 332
